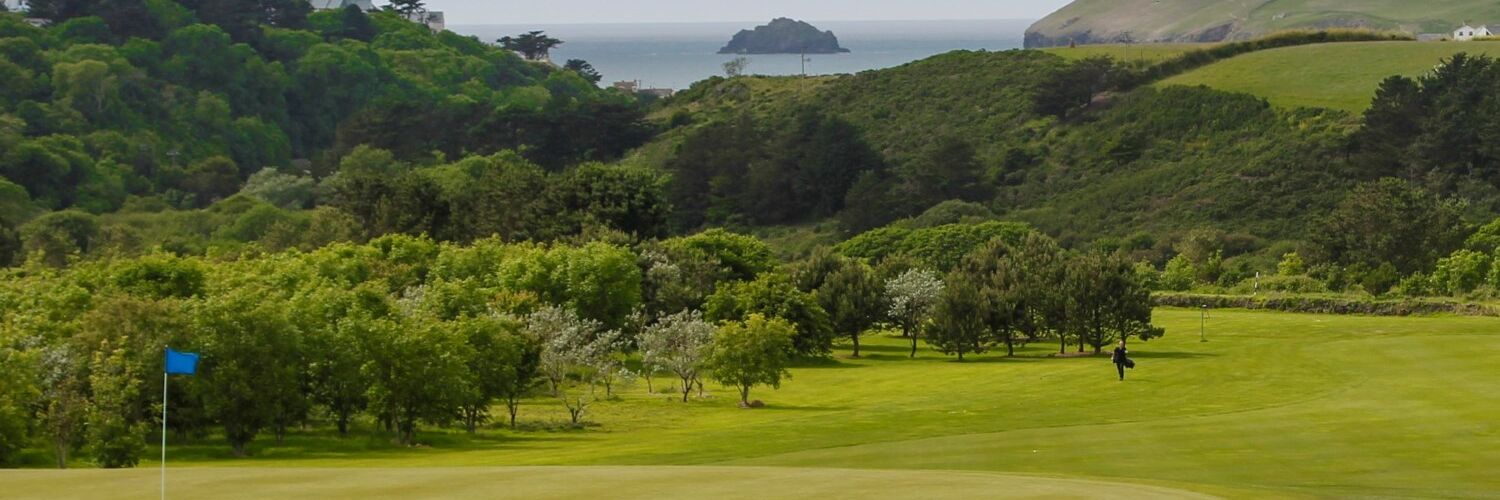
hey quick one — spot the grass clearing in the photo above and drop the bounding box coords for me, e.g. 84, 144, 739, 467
1159, 41, 1500, 111
4, 309, 1498, 497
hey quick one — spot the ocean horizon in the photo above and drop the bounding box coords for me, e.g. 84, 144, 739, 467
450, 19, 1033, 90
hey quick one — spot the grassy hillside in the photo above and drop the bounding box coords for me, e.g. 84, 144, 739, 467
1160, 41, 1500, 111
7, 309, 1500, 497
647, 49, 1362, 246
1027, 0, 1500, 47
1041, 43, 1211, 63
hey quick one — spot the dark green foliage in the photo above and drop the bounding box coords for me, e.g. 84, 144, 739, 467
665, 108, 882, 228
1311, 178, 1467, 278
927, 270, 989, 361
498, 30, 561, 61
1351, 54, 1500, 213
564, 59, 601, 84
814, 259, 882, 357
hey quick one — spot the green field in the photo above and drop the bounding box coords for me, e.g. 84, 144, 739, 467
1160, 41, 1500, 111
4, 308, 1499, 498
1029, 0, 1500, 45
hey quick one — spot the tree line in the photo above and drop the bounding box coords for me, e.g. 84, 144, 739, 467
0, 224, 1161, 468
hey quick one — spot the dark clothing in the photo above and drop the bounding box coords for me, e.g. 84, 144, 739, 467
1112, 346, 1129, 380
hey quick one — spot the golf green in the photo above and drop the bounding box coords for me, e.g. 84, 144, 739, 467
4, 308, 1497, 497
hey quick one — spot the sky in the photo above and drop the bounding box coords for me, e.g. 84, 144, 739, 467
429, 0, 1073, 25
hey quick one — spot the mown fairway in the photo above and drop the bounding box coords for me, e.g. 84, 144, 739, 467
1160, 41, 1500, 111
4, 308, 1499, 498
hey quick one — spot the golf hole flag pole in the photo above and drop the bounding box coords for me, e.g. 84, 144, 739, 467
162, 348, 199, 500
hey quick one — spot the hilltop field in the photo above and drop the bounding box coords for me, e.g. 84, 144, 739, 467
1160, 41, 1500, 111
1027, 0, 1500, 46
4, 308, 1499, 498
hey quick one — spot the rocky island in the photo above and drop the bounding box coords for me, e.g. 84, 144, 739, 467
719, 18, 851, 54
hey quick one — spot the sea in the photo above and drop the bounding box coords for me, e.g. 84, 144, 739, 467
450, 19, 1032, 90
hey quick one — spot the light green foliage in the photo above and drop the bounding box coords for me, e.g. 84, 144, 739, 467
837, 222, 1035, 272
705, 273, 833, 358
0, 345, 38, 466
706, 314, 794, 406
1160, 255, 1197, 292
1430, 249, 1491, 295
1277, 251, 1306, 277
361, 312, 471, 444
195, 286, 302, 456
661, 229, 775, 283
498, 242, 642, 330
82, 343, 145, 468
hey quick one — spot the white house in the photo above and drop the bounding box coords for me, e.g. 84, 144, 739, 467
1454, 25, 1493, 41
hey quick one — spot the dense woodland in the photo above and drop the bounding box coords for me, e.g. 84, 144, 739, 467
5, 1, 1500, 469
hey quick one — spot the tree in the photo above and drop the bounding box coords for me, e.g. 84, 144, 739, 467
196, 287, 301, 456
84, 343, 146, 468
885, 268, 943, 358
0, 347, 39, 467
638, 310, 715, 402
723, 56, 749, 77
927, 272, 989, 361
1067, 251, 1162, 354
705, 314, 794, 407
361, 313, 470, 445
564, 59, 602, 84
1312, 178, 1467, 278
499, 31, 562, 61
454, 316, 526, 433
335, 5, 378, 41
705, 273, 834, 357
525, 306, 614, 424
38, 346, 87, 468
387, 0, 424, 15
816, 260, 883, 357
497, 332, 540, 429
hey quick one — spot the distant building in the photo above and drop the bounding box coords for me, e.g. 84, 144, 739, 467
308, 0, 376, 11
612, 81, 639, 93
612, 80, 674, 99
1453, 25, 1493, 41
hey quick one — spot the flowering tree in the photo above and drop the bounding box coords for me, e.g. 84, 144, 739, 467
885, 268, 944, 358
638, 310, 715, 402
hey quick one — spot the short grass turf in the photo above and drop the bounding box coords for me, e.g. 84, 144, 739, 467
1159, 41, 1500, 111
4, 308, 1499, 498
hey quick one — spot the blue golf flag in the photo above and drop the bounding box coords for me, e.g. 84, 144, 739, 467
165, 348, 199, 375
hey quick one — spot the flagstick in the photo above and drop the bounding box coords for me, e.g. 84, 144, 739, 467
161, 371, 168, 500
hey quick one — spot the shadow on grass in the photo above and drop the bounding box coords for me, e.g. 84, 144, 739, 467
1127, 351, 1220, 359
788, 357, 865, 369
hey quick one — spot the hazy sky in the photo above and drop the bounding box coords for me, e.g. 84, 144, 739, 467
430, 0, 1073, 25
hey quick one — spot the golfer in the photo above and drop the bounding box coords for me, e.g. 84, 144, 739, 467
1111, 340, 1131, 381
